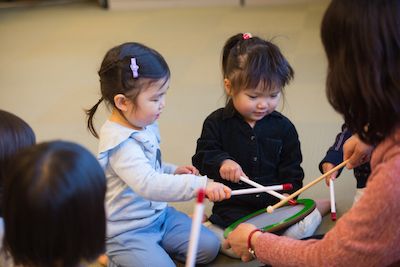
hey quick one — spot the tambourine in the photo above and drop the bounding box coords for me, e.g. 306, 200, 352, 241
223, 198, 316, 238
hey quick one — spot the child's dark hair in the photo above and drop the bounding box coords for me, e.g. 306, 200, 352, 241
86, 42, 170, 138
3, 140, 106, 267
222, 33, 294, 102
0, 110, 35, 216
321, 0, 400, 145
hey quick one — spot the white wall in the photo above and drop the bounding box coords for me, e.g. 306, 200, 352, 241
0, 0, 355, 215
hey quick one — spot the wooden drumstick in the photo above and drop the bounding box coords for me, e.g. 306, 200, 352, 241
266, 160, 349, 213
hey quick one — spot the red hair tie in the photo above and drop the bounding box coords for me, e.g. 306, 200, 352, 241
243, 32, 252, 40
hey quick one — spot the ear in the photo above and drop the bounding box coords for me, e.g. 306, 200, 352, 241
114, 94, 130, 112
224, 78, 232, 95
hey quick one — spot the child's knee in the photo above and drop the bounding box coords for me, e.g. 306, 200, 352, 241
282, 209, 322, 239
196, 230, 220, 263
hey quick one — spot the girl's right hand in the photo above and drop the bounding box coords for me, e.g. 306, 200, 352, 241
322, 162, 338, 186
343, 134, 374, 169
205, 180, 231, 202
219, 159, 245, 183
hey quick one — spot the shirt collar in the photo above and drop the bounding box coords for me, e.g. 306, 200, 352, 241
98, 120, 141, 154
222, 100, 238, 120
221, 100, 280, 123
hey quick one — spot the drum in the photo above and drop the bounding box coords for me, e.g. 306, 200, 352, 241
223, 198, 316, 238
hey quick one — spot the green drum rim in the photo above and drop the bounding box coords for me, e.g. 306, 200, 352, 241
223, 198, 316, 238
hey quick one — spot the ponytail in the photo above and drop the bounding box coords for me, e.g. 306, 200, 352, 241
222, 33, 243, 77
85, 97, 103, 138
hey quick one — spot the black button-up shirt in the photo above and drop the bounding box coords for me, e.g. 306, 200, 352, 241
192, 102, 304, 228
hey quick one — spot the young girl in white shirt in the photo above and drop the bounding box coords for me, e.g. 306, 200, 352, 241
86, 42, 231, 267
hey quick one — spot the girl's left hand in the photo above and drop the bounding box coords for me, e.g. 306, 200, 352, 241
175, 165, 199, 175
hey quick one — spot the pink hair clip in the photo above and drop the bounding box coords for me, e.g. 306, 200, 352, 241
243, 33, 252, 40
130, 58, 139, 78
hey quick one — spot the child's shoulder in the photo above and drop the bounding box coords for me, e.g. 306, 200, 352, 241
204, 107, 226, 121
98, 120, 158, 155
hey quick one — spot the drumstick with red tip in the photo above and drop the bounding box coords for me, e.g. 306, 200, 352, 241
329, 179, 336, 221
185, 189, 206, 267
238, 176, 297, 205
231, 184, 293, 196
266, 160, 349, 213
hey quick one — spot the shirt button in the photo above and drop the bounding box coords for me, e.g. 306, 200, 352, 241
256, 194, 260, 198
251, 135, 255, 140
253, 157, 258, 162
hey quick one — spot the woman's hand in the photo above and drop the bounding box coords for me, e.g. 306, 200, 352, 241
223, 223, 261, 262
343, 134, 374, 169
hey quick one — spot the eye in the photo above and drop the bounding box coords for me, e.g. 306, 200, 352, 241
152, 93, 166, 102
270, 92, 280, 98
246, 94, 257, 99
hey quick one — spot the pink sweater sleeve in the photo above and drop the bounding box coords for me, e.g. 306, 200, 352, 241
254, 142, 400, 267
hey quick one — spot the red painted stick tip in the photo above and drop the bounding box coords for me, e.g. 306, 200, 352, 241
197, 188, 205, 203
331, 212, 337, 221
282, 183, 293, 191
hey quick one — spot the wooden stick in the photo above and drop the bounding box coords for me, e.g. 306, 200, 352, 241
266, 160, 349, 213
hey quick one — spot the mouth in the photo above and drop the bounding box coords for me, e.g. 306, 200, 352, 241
254, 112, 267, 117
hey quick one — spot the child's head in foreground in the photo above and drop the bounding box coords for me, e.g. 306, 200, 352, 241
0, 109, 35, 215
3, 140, 106, 267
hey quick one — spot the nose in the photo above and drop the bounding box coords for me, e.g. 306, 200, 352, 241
160, 96, 166, 110
257, 98, 268, 109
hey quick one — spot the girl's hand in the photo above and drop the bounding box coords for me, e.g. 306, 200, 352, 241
219, 159, 245, 183
175, 165, 199, 175
223, 223, 260, 262
322, 162, 338, 186
343, 134, 374, 169
205, 180, 231, 202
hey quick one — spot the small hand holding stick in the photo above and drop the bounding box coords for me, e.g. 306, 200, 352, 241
266, 160, 349, 213
185, 189, 206, 267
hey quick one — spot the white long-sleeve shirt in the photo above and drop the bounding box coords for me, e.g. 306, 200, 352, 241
98, 120, 207, 238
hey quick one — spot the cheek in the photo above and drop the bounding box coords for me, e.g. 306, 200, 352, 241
270, 98, 280, 108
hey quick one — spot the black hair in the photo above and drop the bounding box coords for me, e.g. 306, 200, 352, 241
0, 110, 35, 216
321, 0, 400, 145
86, 42, 170, 138
3, 141, 106, 267
222, 33, 294, 103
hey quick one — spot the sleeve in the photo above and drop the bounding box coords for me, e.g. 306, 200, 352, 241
162, 162, 177, 174
254, 156, 400, 267
192, 115, 234, 180
318, 124, 352, 176
276, 120, 304, 193
109, 139, 207, 202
